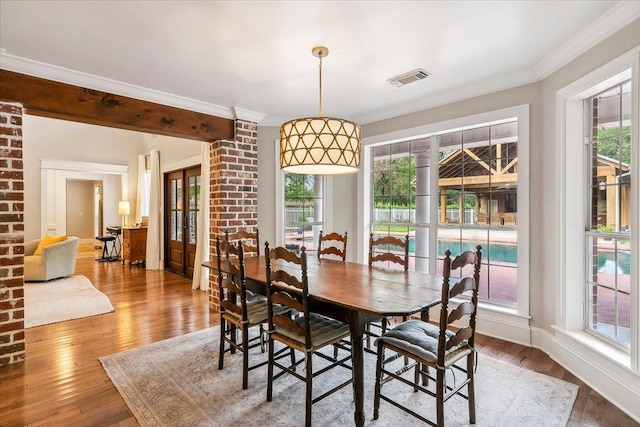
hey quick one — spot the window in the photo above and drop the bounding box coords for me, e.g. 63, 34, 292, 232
282, 173, 324, 253
585, 79, 632, 347
558, 49, 638, 370
370, 119, 520, 307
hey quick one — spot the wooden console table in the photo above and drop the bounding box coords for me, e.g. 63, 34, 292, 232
122, 227, 147, 266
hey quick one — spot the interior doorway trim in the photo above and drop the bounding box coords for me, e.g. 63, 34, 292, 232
40, 159, 128, 237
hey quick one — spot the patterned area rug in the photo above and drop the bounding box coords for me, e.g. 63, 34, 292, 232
101, 327, 578, 426
25, 275, 114, 328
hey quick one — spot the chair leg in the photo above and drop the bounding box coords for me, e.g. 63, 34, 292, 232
373, 342, 385, 420
436, 368, 445, 427
266, 335, 274, 402
230, 324, 237, 354
218, 318, 226, 370
467, 354, 476, 424
242, 326, 249, 390
305, 351, 313, 427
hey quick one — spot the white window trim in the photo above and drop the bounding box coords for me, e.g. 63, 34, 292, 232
555, 46, 640, 371
358, 105, 531, 345
274, 139, 334, 248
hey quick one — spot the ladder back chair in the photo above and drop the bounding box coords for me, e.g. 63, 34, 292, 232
265, 243, 353, 427
367, 233, 410, 346
317, 230, 348, 261
373, 245, 482, 427
225, 228, 260, 256
216, 236, 271, 390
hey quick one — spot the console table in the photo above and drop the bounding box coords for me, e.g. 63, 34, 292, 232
122, 227, 147, 266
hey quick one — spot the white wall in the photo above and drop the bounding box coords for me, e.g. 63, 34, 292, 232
23, 116, 142, 241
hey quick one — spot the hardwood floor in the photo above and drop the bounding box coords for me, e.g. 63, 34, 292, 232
1, 252, 637, 426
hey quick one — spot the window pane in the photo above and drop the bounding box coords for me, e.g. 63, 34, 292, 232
284, 173, 323, 253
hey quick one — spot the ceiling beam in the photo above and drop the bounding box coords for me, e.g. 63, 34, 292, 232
0, 70, 235, 142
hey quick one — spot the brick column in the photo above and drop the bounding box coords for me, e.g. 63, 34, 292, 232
208, 119, 258, 310
0, 102, 25, 366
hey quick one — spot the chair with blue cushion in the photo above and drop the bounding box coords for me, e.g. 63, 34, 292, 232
373, 245, 482, 426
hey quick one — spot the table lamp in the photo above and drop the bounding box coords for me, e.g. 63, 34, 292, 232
118, 200, 130, 229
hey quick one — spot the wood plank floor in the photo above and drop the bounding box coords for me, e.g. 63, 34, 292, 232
1, 251, 637, 426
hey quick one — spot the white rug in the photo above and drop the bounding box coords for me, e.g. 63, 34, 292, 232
25, 275, 114, 328
101, 327, 578, 427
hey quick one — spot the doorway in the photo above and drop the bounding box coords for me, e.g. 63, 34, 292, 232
164, 165, 201, 278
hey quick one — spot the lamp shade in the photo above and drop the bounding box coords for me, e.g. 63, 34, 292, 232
280, 116, 361, 175
118, 200, 130, 216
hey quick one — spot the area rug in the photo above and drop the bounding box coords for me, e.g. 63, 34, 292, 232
25, 275, 114, 328
100, 327, 578, 427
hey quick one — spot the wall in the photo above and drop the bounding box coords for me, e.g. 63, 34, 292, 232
22, 115, 142, 241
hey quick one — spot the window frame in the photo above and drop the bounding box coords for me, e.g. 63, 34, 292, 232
556, 48, 639, 370
359, 105, 531, 324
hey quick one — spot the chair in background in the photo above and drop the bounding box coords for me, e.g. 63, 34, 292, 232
24, 235, 79, 282
216, 236, 271, 390
503, 212, 517, 226
226, 228, 260, 256
367, 233, 410, 346
265, 243, 353, 427
373, 245, 482, 426
368, 233, 409, 271
317, 230, 348, 261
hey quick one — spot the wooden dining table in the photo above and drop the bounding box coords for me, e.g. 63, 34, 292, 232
203, 254, 444, 426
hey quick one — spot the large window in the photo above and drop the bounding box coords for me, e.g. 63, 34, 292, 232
585, 79, 632, 347
370, 120, 519, 306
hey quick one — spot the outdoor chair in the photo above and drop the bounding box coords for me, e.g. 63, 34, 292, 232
265, 243, 353, 427
373, 245, 482, 426
317, 230, 348, 261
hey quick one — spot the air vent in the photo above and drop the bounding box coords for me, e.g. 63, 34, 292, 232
387, 68, 430, 87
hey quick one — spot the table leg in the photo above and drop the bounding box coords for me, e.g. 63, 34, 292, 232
350, 311, 365, 427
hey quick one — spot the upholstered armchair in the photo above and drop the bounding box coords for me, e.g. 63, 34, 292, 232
24, 236, 79, 281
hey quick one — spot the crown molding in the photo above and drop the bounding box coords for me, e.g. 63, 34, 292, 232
0, 51, 241, 120
233, 107, 267, 124
534, 1, 640, 79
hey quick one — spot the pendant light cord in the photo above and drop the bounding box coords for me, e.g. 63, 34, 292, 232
318, 52, 323, 116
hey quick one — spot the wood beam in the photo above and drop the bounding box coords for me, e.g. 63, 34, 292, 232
0, 70, 235, 142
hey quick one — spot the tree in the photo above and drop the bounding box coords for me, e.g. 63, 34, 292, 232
596, 126, 631, 164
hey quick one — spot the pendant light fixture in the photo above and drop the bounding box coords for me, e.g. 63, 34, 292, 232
280, 46, 361, 175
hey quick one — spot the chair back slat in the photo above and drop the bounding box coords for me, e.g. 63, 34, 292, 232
220, 300, 243, 317
219, 259, 240, 277
317, 230, 348, 261
271, 290, 304, 313
270, 270, 303, 290
447, 301, 473, 324
269, 246, 303, 265
446, 327, 473, 350
226, 228, 260, 256
221, 276, 242, 295
437, 245, 482, 365
369, 233, 409, 271
273, 313, 305, 335
450, 277, 475, 298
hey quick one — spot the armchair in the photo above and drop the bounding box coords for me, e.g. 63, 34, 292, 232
24, 236, 79, 281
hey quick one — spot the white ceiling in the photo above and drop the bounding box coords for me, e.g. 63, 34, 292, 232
1, 1, 639, 126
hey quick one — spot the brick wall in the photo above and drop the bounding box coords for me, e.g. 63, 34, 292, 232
0, 102, 26, 366
208, 119, 258, 310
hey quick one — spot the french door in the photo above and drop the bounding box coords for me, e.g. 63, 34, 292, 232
164, 165, 201, 278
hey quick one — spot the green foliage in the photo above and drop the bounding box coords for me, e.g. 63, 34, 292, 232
285, 173, 314, 202
596, 126, 631, 164
373, 155, 416, 208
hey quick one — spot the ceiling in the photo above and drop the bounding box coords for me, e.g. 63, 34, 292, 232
1, 1, 638, 127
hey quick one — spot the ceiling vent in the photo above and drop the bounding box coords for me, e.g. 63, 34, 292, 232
387, 68, 430, 87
